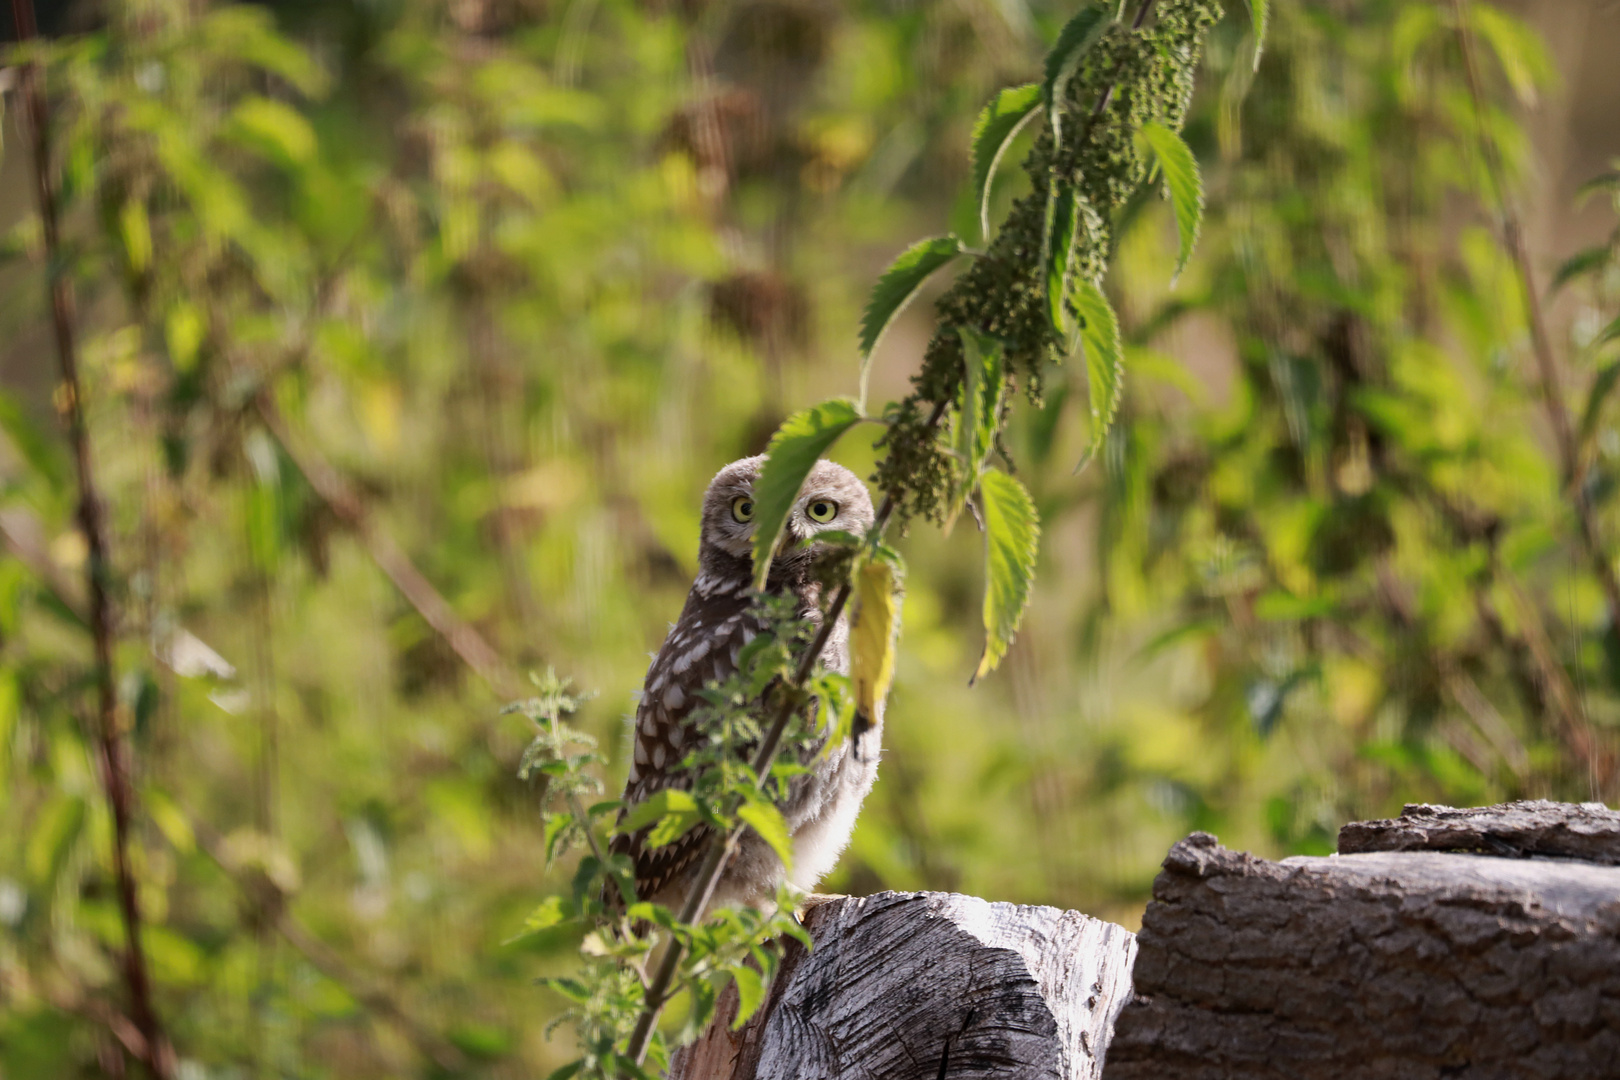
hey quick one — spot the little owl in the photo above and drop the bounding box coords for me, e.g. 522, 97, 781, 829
609, 455, 882, 912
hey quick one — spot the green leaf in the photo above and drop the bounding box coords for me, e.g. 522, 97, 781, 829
1136, 121, 1204, 285
858, 237, 964, 409
1583, 361, 1620, 449
1247, 0, 1268, 71
1596, 314, 1620, 351
970, 83, 1042, 241
521, 895, 576, 932
1575, 172, 1620, 209
737, 799, 793, 870
848, 558, 900, 737
751, 400, 864, 590
731, 966, 766, 1028
1042, 4, 1116, 141
956, 326, 1006, 481
1043, 184, 1081, 337
226, 97, 318, 168
618, 788, 703, 848
1074, 278, 1125, 462
119, 200, 152, 276
974, 470, 1040, 684
1471, 4, 1554, 107
1551, 246, 1611, 294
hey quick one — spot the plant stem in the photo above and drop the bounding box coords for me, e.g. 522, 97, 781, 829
9, 3, 173, 1075
620, 7, 1166, 1062
1450, 0, 1620, 674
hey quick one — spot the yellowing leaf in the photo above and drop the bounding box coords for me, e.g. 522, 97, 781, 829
974, 470, 1040, 684
849, 558, 900, 736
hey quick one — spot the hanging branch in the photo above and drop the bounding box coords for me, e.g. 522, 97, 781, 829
1449, 0, 1620, 659
255, 394, 523, 700
621, 0, 1224, 1063
8, 2, 173, 1076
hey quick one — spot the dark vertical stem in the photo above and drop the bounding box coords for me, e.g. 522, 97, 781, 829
9, 2, 174, 1076
1451, 0, 1616, 795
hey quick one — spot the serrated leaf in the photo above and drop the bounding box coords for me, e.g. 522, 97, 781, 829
1042, 4, 1116, 141
858, 237, 964, 409
973, 470, 1040, 684
1043, 183, 1081, 338
1551, 246, 1612, 294
618, 788, 702, 850
946, 327, 1006, 528
1075, 278, 1125, 460
521, 895, 576, 932
731, 966, 766, 1028
849, 558, 900, 738
737, 799, 793, 870
970, 83, 1042, 240
1137, 121, 1204, 285
1579, 359, 1620, 447
1247, 0, 1268, 71
751, 400, 864, 589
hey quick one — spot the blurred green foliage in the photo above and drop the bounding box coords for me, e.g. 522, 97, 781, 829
0, 0, 1616, 1076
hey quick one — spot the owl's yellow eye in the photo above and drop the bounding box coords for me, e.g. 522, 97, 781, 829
731, 496, 755, 523
806, 499, 838, 523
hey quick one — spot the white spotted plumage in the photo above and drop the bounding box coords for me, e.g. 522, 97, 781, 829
608, 455, 883, 912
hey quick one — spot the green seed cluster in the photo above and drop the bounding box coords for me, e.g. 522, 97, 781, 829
876, 0, 1222, 527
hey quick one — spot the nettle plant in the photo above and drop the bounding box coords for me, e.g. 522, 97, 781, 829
509, 1, 1240, 1075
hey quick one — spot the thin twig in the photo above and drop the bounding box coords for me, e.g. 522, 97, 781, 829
255, 394, 523, 699
9, 4, 174, 1075
1450, 0, 1620, 666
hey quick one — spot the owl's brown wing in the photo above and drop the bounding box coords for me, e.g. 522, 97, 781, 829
608, 580, 759, 908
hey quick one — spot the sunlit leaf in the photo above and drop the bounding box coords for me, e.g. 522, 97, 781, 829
226, 97, 318, 167
973, 470, 1040, 684
1584, 360, 1620, 447
1471, 4, 1555, 107
1136, 121, 1204, 285
751, 400, 863, 590
119, 200, 151, 275
858, 237, 964, 409
737, 799, 793, 870
1043, 4, 1116, 140
970, 83, 1041, 240
731, 966, 766, 1028
1074, 278, 1125, 464
618, 788, 702, 848
849, 558, 900, 737
1247, 0, 1268, 71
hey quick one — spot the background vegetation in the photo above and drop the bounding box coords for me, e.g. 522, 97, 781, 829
1, 0, 1617, 1076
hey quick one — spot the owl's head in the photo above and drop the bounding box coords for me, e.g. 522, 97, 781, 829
698, 455, 875, 572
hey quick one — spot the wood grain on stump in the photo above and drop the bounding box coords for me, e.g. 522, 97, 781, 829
1104, 826, 1620, 1079
668, 891, 1137, 1080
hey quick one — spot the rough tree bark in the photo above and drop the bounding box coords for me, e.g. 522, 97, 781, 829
1106, 801, 1620, 1080
668, 891, 1138, 1080
669, 803, 1620, 1079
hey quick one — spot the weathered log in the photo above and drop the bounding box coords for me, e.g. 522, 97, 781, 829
1337, 799, 1620, 864
668, 891, 1138, 1080
1105, 825, 1620, 1079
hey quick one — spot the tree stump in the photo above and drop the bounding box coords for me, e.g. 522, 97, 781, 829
1105, 801, 1620, 1080
668, 891, 1138, 1080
